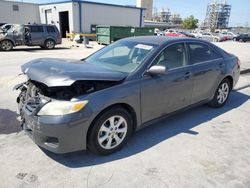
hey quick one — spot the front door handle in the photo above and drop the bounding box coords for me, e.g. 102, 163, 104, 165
185, 72, 192, 79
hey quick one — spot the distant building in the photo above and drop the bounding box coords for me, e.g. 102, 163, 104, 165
203, 0, 231, 30
137, 0, 153, 20
0, 1, 40, 25
0, 0, 144, 37
170, 14, 182, 25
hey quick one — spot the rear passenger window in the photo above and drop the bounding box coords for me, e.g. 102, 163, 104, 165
188, 43, 222, 64
47, 26, 56, 33
30, 26, 44, 33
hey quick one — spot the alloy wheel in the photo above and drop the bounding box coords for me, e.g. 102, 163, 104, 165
98, 115, 128, 150
46, 40, 55, 49
1, 41, 12, 51
217, 82, 229, 104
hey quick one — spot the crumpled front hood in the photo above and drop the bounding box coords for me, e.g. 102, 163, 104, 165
21, 58, 128, 87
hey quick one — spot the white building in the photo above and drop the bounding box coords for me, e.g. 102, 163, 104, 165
0, 0, 41, 25
0, 0, 144, 37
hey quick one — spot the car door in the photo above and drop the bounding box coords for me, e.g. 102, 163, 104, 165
140, 42, 194, 123
13, 25, 25, 45
187, 42, 225, 104
29, 25, 44, 45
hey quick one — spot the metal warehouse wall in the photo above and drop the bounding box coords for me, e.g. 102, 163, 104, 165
0, 1, 40, 24
80, 2, 143, 33
39, 2, 76, 34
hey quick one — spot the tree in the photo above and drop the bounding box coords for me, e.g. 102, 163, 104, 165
182, 15, 199, 29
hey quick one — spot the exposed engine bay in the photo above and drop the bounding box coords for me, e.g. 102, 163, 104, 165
17, 79, 120, 101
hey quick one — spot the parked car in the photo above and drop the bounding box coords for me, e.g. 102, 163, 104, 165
227, 32, 238, 41
236, 34, 250, 42
220, 32, 238, 41
165, 30, 186, 37
190, 30, 203, 38
0, 24, 61, 51
179, 31, 195, 38
154, 28, 164, 36
198, 32, 223, 42
214, 33, 227, 41
15, 36, 240, 155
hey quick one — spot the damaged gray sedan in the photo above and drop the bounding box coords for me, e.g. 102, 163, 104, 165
15, 36, 240, 155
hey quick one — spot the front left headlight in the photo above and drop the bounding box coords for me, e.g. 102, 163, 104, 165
37, 100, 88, 116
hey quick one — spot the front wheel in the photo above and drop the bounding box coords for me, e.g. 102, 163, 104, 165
208, 79, 231, 108
87, 107, 133, 155
0, 40, 13, 51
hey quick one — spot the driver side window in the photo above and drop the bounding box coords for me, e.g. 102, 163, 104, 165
153, 43, 187, 70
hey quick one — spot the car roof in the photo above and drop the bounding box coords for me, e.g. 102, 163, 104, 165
121, 36, 211, 46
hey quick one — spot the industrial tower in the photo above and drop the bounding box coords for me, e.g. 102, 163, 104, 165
203, 0, 231, 30
136, 0, 153, 20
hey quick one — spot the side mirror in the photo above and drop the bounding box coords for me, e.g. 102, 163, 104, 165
146, 65, 167, 76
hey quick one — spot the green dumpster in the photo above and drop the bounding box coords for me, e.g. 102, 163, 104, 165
97, 26, 155, 45
134, 27, 154, 36
97, 26, 134, 45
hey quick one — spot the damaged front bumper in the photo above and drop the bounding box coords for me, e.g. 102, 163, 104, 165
15, 82, 92, 154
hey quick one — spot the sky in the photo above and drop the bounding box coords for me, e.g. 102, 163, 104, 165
13, 0, 250, 27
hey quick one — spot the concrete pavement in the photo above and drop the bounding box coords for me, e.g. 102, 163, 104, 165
0, 41, 250, 188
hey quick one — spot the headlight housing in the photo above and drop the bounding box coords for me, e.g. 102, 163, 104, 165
37, 100, 88, 116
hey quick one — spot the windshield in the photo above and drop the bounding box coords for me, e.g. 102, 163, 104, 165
85, 41, 157, 73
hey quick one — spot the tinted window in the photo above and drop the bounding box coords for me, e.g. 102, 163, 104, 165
30, 26, 44, 33
47, 26, 56, 33
188, 43, 221, 64
153, 43, 187, 70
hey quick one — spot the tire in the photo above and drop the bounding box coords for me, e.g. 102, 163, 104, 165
208, 79, 231, 108
0, 40, 13, 51
44, 39, 55, 49
87, 107, 133, 155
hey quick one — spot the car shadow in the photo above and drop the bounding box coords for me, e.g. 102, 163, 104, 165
42, 91, 250, 168
0, 47, 70, 52
0, 109, 21, 134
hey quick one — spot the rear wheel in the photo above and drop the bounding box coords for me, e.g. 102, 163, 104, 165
87, 107, 133, 155
208, 79, 231, 108
0, 40, 13, 51
44, 39, 55, 49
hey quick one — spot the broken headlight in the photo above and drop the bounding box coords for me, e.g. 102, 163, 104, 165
37, 100, 88, 116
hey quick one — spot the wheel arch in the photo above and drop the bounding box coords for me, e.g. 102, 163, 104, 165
86, 103, 138, 142
0, 39, 15, 46
44, 38, 55, 43
223, 75, 234, 90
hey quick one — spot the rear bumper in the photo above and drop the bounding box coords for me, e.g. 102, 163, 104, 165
21, 107, 92, 154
